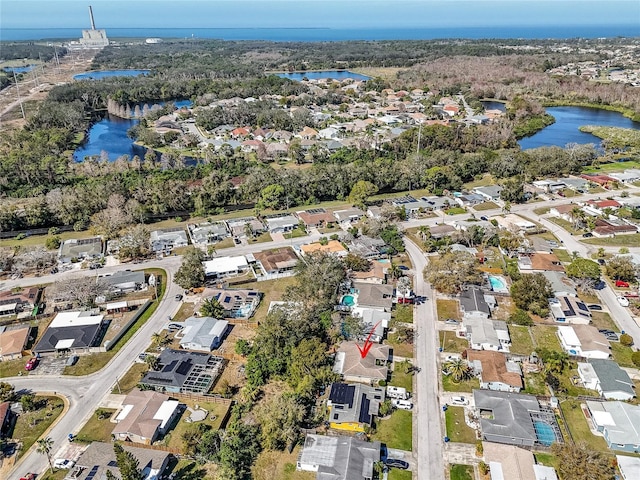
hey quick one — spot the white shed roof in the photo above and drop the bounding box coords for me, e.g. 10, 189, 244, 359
203, 256, 248, 276
50, 311, 104, 328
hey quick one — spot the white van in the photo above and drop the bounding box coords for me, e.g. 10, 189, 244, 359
386, 386, 409, 400
392, 399, 413, 410
451, 396, 468, 406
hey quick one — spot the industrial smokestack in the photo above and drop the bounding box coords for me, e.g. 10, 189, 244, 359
89, 5, 96, 30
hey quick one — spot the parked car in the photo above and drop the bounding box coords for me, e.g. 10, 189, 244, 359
385, 459, 410, 470
233, 237, 241, 245
588, 304, 603, 311
444, 318, 459, 324
167, 323, 184, 332
391, 399, 413, 410
19, 474, 36, 480
398, 265, 410, 271
615, 280, 630, 288
135, 353, 149, 364
597, 259, 606, 266
582, 232, 593, 238
604, 333, 619, 342
617, 296, 630, 307
25, 357, 38, 371
480, 216, 488, 221
65, 355, 79, 367
599, 329, 615, 335
451, 396, 468, 405
53, 459, 75, 469
175, 294, 183, 301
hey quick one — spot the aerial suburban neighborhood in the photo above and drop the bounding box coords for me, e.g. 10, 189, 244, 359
2, 12, 640, 480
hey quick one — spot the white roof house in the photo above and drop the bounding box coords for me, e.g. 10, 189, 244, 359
50, 310, 104, 328
177, 316, 229, 351
577, 359, 635, 401
264, 215, 299, 233
617, 455, 640, 480
558, 325, 610, 359
203, 256, 249, 278
461, 314, 510, 352
586, 401, 640, 452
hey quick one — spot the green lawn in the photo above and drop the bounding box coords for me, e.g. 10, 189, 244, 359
561, 188, 580, 198
112, 363, 149, 394
531, 325, 561, 351
547, 217, 583, 235
590, 312, 618, 331
213, 237, 235, 249
251, 275, 298, 323
163, 400, 231, 452
473, 202, 499, 211
552, 249, 573, 263
509, 325, 535, 355
394, 304, 414, 324
442, 374, 480, 393
583, 233, 640, 247
75, 408, 116, 443
249, 232, 274, 244
445, 406, 476, 444
523, 372, 548, 396
372, 409, 412, 451
389, 361, 414, 391
439, 331, 468, 353
283, 228, 307, 239
10, 396, 65, 460
0, 356, 31, 378
583, 159, 640, 174
560, 400, 609, 452
389, 470, 413, 480
610, 342, 635, 368
450, 464, 475, 480
437, 299, 460, 320
445, 207, 467, 215
533, 207, 551, 215
534, 453, 559, 471
386, 333, 414, 358
39, 469, 69, 480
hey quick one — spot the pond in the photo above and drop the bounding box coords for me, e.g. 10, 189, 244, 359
2, 65, 36, 74
73, 69, 151, 80
275, 70, 370, 81
518, 106, 640, 150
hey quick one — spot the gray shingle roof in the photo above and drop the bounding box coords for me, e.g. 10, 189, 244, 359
460, 287, 490, 315
474, 390, 540, 443
299, 434, 381, 480
589, 359, 635, 397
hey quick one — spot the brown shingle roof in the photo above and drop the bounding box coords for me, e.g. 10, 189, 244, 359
112, 389, 174, 442
530, 253, 565, 272
253, 247, 298, 273
335, 341, 390, 381
0, 327, 30, 358
466, 350, 523, 389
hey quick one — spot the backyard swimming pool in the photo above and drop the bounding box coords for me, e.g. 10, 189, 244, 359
488, 275, 509, 294
534, 421, 557, 446
341, 295, 356, 307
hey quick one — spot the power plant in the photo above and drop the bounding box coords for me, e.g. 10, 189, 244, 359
77, 5, 109, 48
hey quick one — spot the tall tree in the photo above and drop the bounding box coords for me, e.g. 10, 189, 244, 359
36, 437, 54, 473
348, 180, 378, 209
423, 251, 482, 294
551, 442, 615, 480
0, 382, 15, 402
174, 247, 205, 289
510, 273, 553, 317
113, 443, 143, 480
200, 297, 226, 318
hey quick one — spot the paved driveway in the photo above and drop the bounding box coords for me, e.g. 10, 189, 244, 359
30, 356, 68, 376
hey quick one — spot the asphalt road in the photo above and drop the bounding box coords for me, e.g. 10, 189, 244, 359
405, 239, 445, 480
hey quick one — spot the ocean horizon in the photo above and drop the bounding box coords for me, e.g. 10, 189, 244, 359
2, 24, 639, 42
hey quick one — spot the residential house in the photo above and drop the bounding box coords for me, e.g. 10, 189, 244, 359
0, 402, 14, 438
351, 308, 391, 343
549, 204, 577, 222
542, 271, 577, 297
296, 208, 337, 231
592, 218, 638, 237
366, 206, 383, 220
494, 214, 537, 233
333, 208, 365, 224
558, 325, 610, 359
461, 316, 511, 352
390, 195, 450, 216
333, 341, 391, 384
467, 350, 523, 392
202, 256, 249, 278
518, 253, 564, 272
483, 442, 558, 480
265, 214, 299, 234
187, 222, 229, 247
0, 326, 31, 360
350, 261, 387, 284
251, 247, 299, 277
532, 180, 566, 193
99, 269, 146, 294
617, 455, 640, 480
351, 282, 394, 312
347, 236, 387, 259
34, 310, 106, 354
473, 185, 503, 202
112, 389, 180, 444
428, 224, 457, 239
297, 434, 381, 480
474, 390, 556, 447
549, 296, 592, 324
455, 193, 486, 207
204, 288, 262, 319
297, 126, 319, 139
58, 237, 103, 263
70, 441, 171, 480
266, 142, 288, 159
327, 382, 385, 432
557, 177, 590, 192
580, 174, 617, 189
0, 287, 40, 316
300, 240, 348, 257
225, 217, 265, 238
177, 316, 229, 351
460, 287, 491, 318
150, 228, 188, 254
609, 171, 640, 184
586, 401, 640, 452
585, 199, 622, 211
577, 359, 635, 400
140, 349, 224, 394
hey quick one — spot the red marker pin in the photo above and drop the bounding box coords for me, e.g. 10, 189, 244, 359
356, 321, 381, 359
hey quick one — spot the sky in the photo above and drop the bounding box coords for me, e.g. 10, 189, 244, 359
2, 0, 639, 29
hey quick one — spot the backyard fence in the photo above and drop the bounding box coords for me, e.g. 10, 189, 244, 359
104, 300, 152, 351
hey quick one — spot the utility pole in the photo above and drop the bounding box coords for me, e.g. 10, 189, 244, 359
115, 377, 121, 394
12, 70, 26, 120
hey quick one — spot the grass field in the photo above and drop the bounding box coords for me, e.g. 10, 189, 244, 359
610, 342, 635, 368
250, 276, 297, 323
75, 408, 116, 443
439, 331, 468, 353
560, 400, 609, 452
163, 400, 231, 452
394, 304, 414, 324
389, 470, 413, 480
590, 312, 618, 331
386, 332, 414, 358
249, 232, 273, 244
552, 248, 573, 263
508, 325, 535, 355
10, 396, 65, 460
372, 409, 412, 451
531, 325, 561, 351
437, 299, 461, 320
442, 374, 480, 393
112, 363, 149, 394
534, 207, 551, 215
450, 464, 475, 480
547, 217, 583, 235
445, 406, 476, 444
473, 201, 499, 211
583, 159, 640, 174
583, 233, 640, 246
252, 447, 315, 480
389, 361, 414, 391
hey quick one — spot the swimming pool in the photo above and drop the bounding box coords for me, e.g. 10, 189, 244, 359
488, 275, 509, 294
341, 295, 356, 307
534, 421, 556, 446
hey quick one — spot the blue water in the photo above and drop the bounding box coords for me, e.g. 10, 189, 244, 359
488, 276, 507, 292
534, 421, 556, 446
519, 106, 640, 150
3, 65, 36, 73
276, 70, 369, 81
74, 69, 151, 80
2, 25, 639, 41
74, 114, 145, 162
341, 295, 356, 307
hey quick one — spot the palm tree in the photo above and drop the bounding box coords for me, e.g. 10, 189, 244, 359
200, 297, 226, 319
37, 437, 54, 473
445, 358, 473, 383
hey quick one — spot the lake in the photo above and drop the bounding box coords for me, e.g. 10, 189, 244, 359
73, 69, 151, 80
2, 65, 36, 73
519, 106, 640, 150
276, 70, 369, 81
